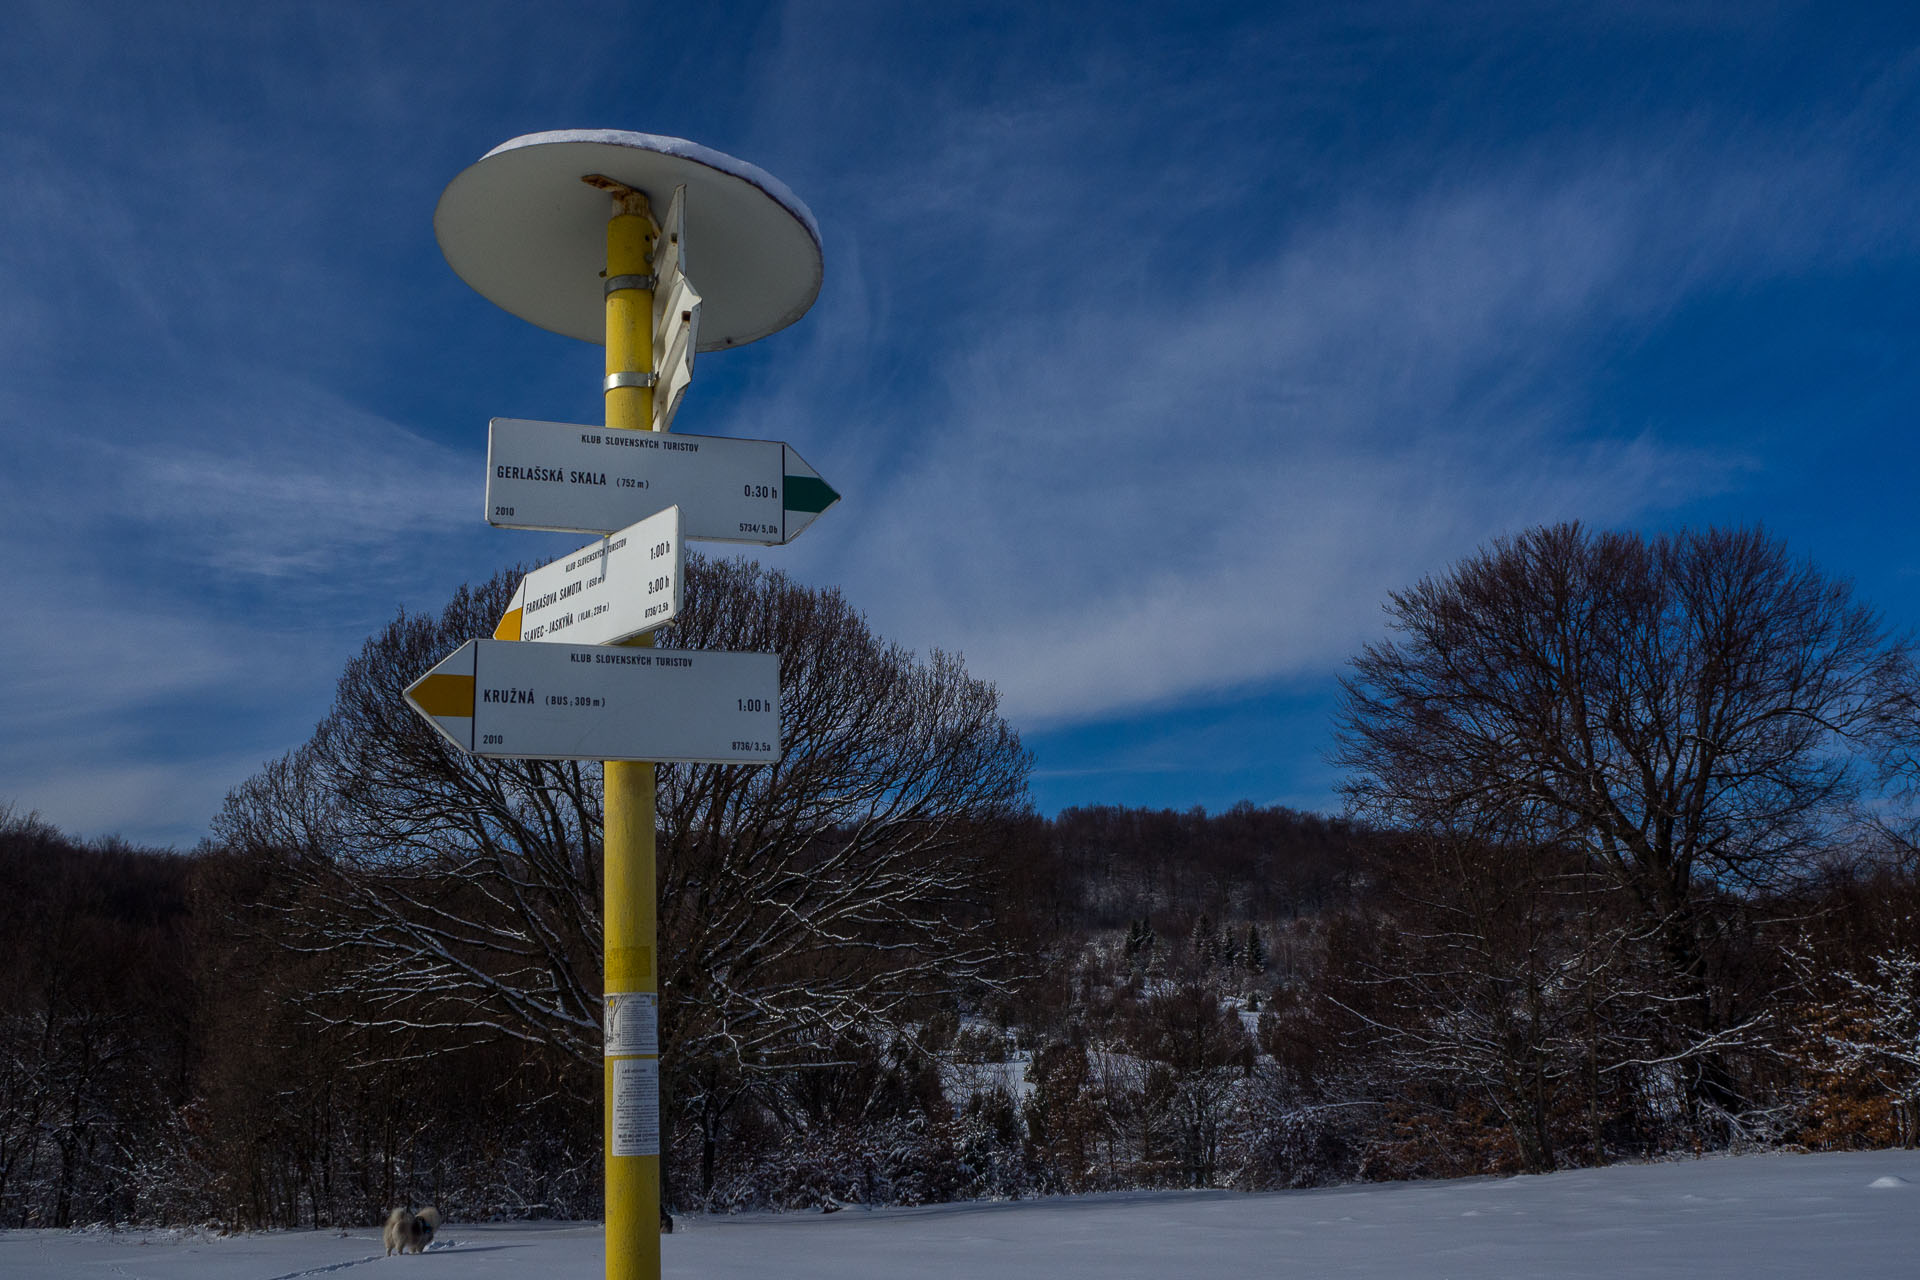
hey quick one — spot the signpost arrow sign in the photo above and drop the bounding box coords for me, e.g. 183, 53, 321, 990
651, 186, 702, 435
486, 416, 839, 545
494, 506, 683, 646
405, 639, 780, 764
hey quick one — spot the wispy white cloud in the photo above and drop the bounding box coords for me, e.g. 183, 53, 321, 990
110, 380, 477, 579
733, 43, 1917, 727
0, 549, 340, 845
0, 367, 503, 843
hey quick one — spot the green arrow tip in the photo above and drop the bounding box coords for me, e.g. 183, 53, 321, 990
784, 475, 840, 514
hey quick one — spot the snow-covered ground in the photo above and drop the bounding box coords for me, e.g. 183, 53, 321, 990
5, 1149, 1917, 1278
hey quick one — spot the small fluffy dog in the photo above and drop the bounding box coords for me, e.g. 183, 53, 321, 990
383, 1206, 441, 1256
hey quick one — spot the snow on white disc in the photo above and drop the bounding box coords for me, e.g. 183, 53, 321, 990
435, 129, 822, 350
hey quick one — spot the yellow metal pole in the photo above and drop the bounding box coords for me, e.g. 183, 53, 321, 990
598, 179, 661, 1280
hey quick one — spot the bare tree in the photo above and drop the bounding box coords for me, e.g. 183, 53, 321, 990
217, 574, 607, 1065
1329, 829, 1581, 1173
1128, 983, 1254, 1186
214, 554, 1031, 1201
1335, 523, 1909, 1122
0, 812, 193, 1227
1321, 822, 1690, 1172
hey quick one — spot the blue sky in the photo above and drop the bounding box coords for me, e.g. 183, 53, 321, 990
3, 2, 1918, 847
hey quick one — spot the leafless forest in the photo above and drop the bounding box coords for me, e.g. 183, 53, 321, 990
7, 526, 1920, 1229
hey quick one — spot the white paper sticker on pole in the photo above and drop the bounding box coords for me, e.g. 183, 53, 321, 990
612, 1056, 660, 1157
605, 992, 659, 1057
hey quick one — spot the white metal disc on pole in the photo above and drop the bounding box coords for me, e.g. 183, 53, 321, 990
434, 130, 823, 350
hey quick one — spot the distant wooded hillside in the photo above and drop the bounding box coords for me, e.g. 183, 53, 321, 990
9, 794, 1920, 1227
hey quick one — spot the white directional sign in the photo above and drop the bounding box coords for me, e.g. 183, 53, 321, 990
486, 416, 839, 544
651, 185, 702, 434
494, 506, 682, 646
406, 639, 780, 763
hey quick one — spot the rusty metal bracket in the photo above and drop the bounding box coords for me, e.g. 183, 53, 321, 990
582, 173, 658, 227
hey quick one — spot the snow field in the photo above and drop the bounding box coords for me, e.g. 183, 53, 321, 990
3, 1148, 1916, 1279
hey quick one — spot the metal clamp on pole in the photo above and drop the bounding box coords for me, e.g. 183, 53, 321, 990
605, 273, 657, 294
605, 370, 658, 391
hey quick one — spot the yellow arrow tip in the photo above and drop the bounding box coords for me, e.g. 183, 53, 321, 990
410, 673, 476, 718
